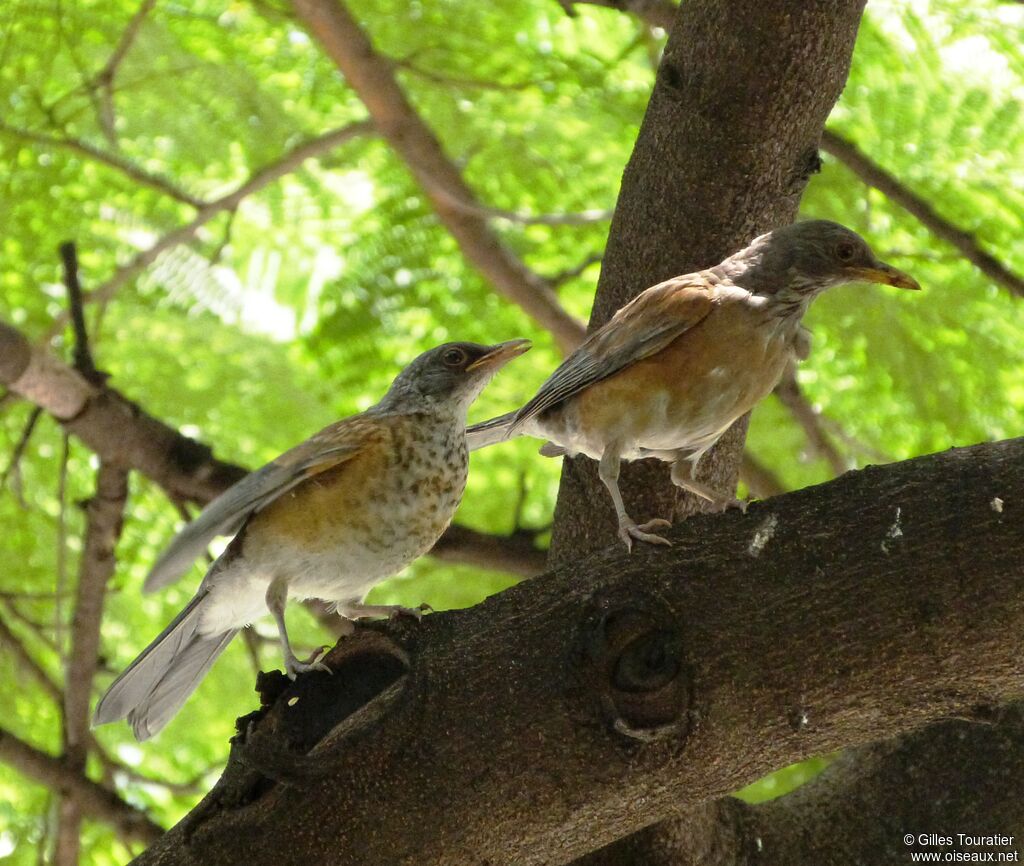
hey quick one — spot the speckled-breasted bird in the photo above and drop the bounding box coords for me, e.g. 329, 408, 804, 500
468, 220, 919, 549
94, 339, 530, 740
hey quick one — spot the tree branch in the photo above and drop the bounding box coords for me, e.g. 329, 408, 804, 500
77, 120, 372, 317
557, 0, 678, 30
0, 120, 205, 207
773, 367, 848, 476
56, 463, 128, 866
292, 0, 586, 354
821, 129, 1024, 300
91, 0, 159, 144
0, 319, 544, 577
59, 241, 102, 383
583, 709, 1024, 865
0, 612, 63, 705
428, 524, 546, 576
739, 452, 786, 499
132, 435, 1024, 865
0, 727, 163, 847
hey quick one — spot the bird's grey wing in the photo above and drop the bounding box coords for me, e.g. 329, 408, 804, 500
143, 416, 379, 593
509, 278, 715, 433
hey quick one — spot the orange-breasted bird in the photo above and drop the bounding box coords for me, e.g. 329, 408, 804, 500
468, 220, 919, 549
94, 339, 530, 740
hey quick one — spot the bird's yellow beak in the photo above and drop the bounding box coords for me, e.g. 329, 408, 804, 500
467, 338, 532, 371
852, 262, 921, 291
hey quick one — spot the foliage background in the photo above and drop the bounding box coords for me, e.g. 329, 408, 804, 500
0, 0, 1021, 861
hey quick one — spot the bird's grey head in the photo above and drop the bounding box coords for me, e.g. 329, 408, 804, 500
379, 339, 531, 415
716, 219, 920, 315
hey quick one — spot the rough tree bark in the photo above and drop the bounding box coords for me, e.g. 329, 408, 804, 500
132, 437, 1022, 865
579, 708, 1024, 866
548, 0, 867, 562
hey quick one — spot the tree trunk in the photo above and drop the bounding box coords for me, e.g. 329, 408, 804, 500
549, 0, 866, 562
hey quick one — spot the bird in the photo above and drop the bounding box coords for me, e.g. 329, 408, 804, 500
467, 220, 919, 550
94, 339, 531, 740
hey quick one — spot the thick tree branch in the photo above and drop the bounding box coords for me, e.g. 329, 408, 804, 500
584, 710, 1024, 865
0, 727, 163, 846
0, 319, 543, 577
134, 436, 1023, 865
292, 0, 586, 354
822, 129, 1024, 299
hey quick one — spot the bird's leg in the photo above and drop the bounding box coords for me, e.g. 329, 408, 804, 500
336, 602, 432, 622
598, 445, 672, 551
265, 577, 331, 679
670, 457, 748, 513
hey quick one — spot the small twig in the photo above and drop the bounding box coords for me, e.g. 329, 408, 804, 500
548, 253, 603, 288
425, 180, 614, 227
390, 56, 541, 93
774, 367, 847, 476
0, 612, 63, 704
45, 120, 372, 337
1, 405, 43, 506
0, 120, 204, 207
556, 0, 677, 30
511, 471, 530, 532
242, 627, 264, 675
94, 0, 157, 89
54, 434, 71, 658
740, 451, 786, 499
207, 208, 238, 265
59, 242, 103, 383
821, 129, 1024, 300
0, 598, 61, 654
818, 415, 891, 464
94, 750, 210, 796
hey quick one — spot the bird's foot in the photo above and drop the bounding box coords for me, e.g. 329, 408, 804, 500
388, 602, 433, 622
338, 602, 432, 622
708, 497, 749, 514
618, 518, 673, 551
283, 645, 332, 680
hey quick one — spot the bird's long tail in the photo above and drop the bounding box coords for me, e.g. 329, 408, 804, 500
93, 591, 237, 741
465, 411, 518, 451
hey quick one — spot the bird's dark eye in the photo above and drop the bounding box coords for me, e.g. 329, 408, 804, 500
442, 347, 468, 367
836, 241, 857, 262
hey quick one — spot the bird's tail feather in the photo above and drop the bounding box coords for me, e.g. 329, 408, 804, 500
466, 411, 518, 451
93, 591, 237, 740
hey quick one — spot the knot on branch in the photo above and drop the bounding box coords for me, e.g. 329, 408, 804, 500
577, 589, 692, 743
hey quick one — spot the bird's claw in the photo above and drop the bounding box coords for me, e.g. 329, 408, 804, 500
284, 646, 332, 680
712, 497, 748, 514
389, 602, 432, 622
618, 518, 673, 551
